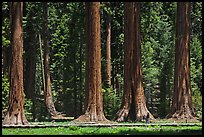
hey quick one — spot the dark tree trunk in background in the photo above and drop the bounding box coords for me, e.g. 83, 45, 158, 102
74, 2, 109, 123
74, 39, 77, 118
3, 2, 29, 125
2, 47, 11, 77
24, 32, 37, 121
43, 2, 59, 117
167, 2, 198, 121
23, 7, 37, 121
158, 65, 167, 118
116, 78, 121, 97
79, 34, 83, 115
115, 2, 155, 122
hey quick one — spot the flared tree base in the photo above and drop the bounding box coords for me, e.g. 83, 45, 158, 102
115, 107, 156, 122
72, 112, 115, 124
114, 108, 129, 122
3, 113, 29, 125
167, 110, 199, 122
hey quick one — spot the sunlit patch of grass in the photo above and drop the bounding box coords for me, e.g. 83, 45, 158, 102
2, 125, 202, 135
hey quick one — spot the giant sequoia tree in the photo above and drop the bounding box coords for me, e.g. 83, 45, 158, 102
73, 2, 109, 123
115, 2, 155, 122
3, 2, 29, 125
167, 2, 198, 121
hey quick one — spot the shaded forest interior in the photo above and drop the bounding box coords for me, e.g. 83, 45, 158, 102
2, 2, 202, 123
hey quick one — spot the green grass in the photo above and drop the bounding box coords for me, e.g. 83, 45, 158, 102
2, 125, 202, 135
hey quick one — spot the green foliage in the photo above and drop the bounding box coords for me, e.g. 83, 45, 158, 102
2, 74, 9, 114
102, 87, 121, 120
1, 2, 202, 122
141, 2, 175, 117
24, 98, 33, 121
69, 126, 80, 131
190, 35, 202, 118
191, 2, 202, 40
2, 2, 10, 48
2, 18, 10, 47
189, 4, 202, 120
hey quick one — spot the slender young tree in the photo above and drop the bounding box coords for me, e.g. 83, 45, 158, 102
43, 2, 59, 117
115, 2, 155, 122
73, 2, 109, 123
106, 12, 111, 88
166, 2, 198, 121
3, 2, 29, 125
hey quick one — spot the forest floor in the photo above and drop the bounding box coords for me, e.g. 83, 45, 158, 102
2, 121, 202, 128
2, 118, 202, 127
2, 124, 202, 135
2, 120, 202, 135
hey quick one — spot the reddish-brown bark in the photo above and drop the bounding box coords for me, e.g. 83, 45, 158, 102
3, 2, 29, 125
43, 3, 59, 117
167, 2, 198, 121
73, 2, 109, 123
115, 2, 155, 122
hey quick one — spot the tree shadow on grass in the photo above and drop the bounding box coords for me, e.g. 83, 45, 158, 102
85, 127, 202, 135
115, 128, 202, 135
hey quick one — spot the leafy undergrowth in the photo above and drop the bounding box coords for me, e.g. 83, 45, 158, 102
2, 125, 202, 135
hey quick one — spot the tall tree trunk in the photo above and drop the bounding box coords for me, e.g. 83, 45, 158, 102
3, 2, 29, 125
167, 2, 198, 121
84, 1, 89, 111
115, 2, 154, 122
158, 64, 167, 118
43, 2, 58, 117
132, 2, 153, 121
24, 32, 37, 121
79, 33, 83, 115
74, 43, 77, 118
105, 12, 111, 118
106, 13, 111, 88
39, 34, 45, 95
73, 2, 109, 123
23, 8, 37, 121
2, 46, 11, 77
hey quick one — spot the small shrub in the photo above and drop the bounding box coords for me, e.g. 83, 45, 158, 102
69, 126, 79, 131
24, 98, 33, 121
102, 86, 122, 120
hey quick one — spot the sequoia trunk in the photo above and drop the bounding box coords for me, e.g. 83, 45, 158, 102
3, 2, 29, 125
115, 2, 155, 122
73, 2, 109, 123
167, 2, 198, 121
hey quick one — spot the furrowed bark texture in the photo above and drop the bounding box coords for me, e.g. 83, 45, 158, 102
115, 2, 155, 122
74, 2, 109, 123
3, 2, 29, 125
167, 2, 198, 121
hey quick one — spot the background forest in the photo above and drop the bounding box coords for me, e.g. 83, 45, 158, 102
2, 2, 202, 122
